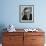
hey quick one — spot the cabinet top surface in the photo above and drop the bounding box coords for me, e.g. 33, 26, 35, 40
3, 29, 45, 33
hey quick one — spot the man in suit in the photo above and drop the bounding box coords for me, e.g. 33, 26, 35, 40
22, 7, 32, 20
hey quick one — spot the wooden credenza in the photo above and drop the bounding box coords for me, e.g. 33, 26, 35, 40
2, 30, 45, 46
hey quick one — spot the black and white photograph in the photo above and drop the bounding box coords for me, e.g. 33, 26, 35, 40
19, 5, 34, 23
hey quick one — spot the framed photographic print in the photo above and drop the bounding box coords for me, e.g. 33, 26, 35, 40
19, 5, 34, 23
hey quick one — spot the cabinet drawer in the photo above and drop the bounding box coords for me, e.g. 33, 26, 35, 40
3, 43, 15, 46
32, 36, 45, 44
32, 44, 44, 46
3, 32, 23, 36
3, 36, 23, 44
3, 43, 23, 46
24, 32, 44, 36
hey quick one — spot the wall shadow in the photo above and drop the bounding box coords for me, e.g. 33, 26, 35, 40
0, 24, 7, 43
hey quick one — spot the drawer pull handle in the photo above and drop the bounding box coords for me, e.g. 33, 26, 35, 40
9, 38, 13, 40
9, 38, 12, 40
32, 39, 36, 40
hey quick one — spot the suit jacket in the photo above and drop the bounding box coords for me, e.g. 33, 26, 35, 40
22, 14, 32, 20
